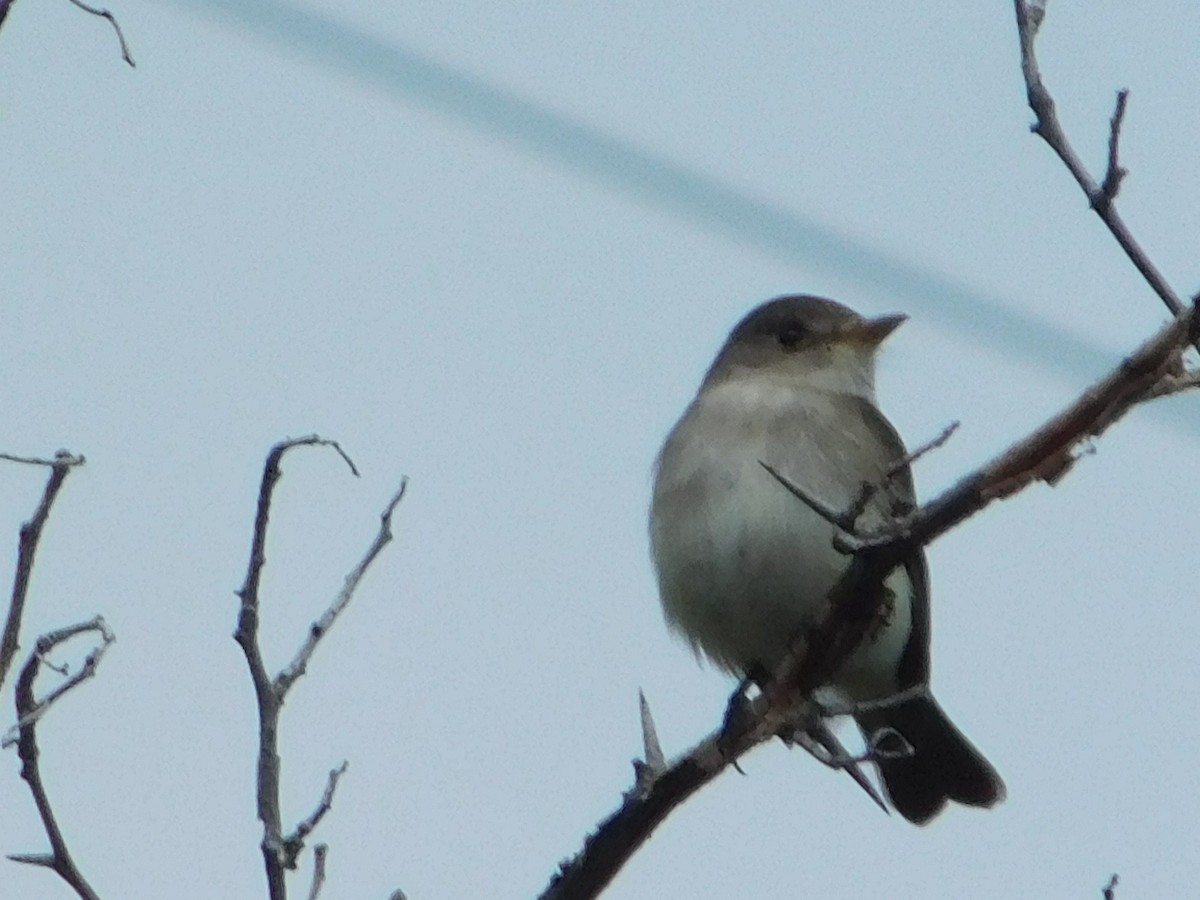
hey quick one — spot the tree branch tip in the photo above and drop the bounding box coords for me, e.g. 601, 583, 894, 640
328, 440, 360, 478
271, 434, 359, 477
7, 852, 56, 867
382, 478, 410, 520
0, 450, 86, 468
637, 689, 666, 775
64, 0, 135, 66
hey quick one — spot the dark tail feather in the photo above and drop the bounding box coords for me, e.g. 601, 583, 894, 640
858, 696, 1005, 825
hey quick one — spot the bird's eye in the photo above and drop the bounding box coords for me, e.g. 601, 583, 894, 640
776, 326, 805, 349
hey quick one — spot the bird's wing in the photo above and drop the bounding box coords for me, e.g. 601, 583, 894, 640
842, 394, 931, 687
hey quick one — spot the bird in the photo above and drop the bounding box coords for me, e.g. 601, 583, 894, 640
649, 294, 1004, 824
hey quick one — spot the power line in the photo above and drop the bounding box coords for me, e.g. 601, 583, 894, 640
169, 0, 1197, 436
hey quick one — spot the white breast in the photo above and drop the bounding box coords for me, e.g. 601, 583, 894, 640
649, 376, 912, 699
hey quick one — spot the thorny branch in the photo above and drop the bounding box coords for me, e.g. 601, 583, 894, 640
234, 435, 406, 900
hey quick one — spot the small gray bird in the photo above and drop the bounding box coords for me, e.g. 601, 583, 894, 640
649, 295, 1004, 824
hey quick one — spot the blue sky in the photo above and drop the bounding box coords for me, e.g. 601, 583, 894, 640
3, 2, 1199, 897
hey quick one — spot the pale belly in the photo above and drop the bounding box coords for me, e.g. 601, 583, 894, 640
650, 401, 913, 701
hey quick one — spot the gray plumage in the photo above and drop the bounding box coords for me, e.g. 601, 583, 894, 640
650, 295, 1004, 824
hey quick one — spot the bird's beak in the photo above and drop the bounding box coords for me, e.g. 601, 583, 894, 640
843, 312, 908, 347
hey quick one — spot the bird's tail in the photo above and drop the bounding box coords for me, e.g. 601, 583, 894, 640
858, 695, 1005, 825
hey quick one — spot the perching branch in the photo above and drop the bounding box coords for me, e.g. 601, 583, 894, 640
541, 296, 1198, 899
233, 435, 406, 900
6, 617, 115, 900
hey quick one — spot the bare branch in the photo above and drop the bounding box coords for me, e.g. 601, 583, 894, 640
281, 763, 349, 870
1012, 1, 1191, 332
842, 421, 960, 530
64, 0, 136, 67
761, 422, 960, 556
1103, 874, 1119, 900
275, 480, 408, 696
1, 450, 86, 695
1100, 90, 1130, 201
306, 845, 329, 900
887, 421, 959, 478
6, 618, 114, 900
2, 617, 116, 749
233, 436, 405, 900
6, 852, 56, 868
0, 451, 86, 467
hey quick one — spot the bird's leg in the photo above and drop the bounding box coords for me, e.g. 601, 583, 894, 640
784, 714, 889, 814
719, 664, 772, 772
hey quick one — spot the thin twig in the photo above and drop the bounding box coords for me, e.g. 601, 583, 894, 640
1, 450, 86, 695
275, 480, 407, 695
2, 617, 116, 749
888, 421, 960, 477
1100, 90, 1130, 201
760, 422, 960, 556
757, 461, 860, 551
1103, 874, 1119, 900
306, 845, 329, 900
282, 763, 349, 869
1012, 1, 1190, 332
0, 452, 85, 467
843, 421, 961, 527
6, 618, 114, 900
64, 0, 136, 67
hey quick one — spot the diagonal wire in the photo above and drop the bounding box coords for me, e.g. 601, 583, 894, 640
167, 0, 1197, 435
